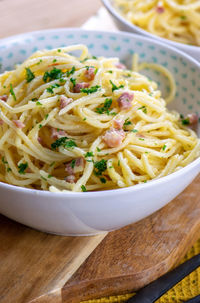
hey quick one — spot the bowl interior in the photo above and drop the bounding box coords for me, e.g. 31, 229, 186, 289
0, 28, 200, 136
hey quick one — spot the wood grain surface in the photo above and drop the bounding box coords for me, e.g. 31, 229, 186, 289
0, 175, 199, 303
0, 216, 106, 303
0, 0, 101, 39
63, 175, 200, 303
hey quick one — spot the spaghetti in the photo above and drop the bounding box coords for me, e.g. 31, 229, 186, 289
113, 0, 200, 46
0, 44, 199, 192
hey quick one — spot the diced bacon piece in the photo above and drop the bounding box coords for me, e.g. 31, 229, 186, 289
156, 3, 165, 13
65, 175, 76, 184
103, 128, 125, 148
65, 157, 85, 174
117, 92, 134, 110
187, 113, 198, 125
113, 118, 124, 129
0, 119, 3, 125
73, 82, 90, 93
115, 62, 126, 70
84, 67, 95, 81
51, 128, 67, 139
37, 137, 42, 144
13, 120, 25, 129
60, 95, 73, 109
0, 95, 8, 102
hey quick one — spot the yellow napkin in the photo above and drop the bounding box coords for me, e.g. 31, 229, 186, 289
83, 239, 200, 303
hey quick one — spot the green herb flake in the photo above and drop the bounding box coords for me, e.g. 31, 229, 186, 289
31, 98, 38, 101
39, 124, 43, 129
100, 177, 106, 184
18, 162, 28, 174
139, 138, 145, 141
25, 67, 35, 83
109, 80, 124, 92
70, 159, 76, 169
2, 157, 8, 164
97, 147, 101, 152
81, 185, 87, 192
92, 55, 97, 59
7, 167, 12, 172
131, 129, 138, 133
45, 114, 49, 120
66, 66, 76, 77
138, 105, 147, 114
143, 180, 147, 183
51, 137, 69, 150
9, 84, 16, 101
95, 98, 113, 115
50, 161, 55, 167
85, 152, 94, 158
162, 144, 167, 151
118, 160, 120, 166
53, 59, 57, 63
124, 118, 132, 126
57, 49, 61, 52
37, 59, 43, 65
181, 118, 190, 125
70, 77, 76, 87
81, 85, 101, 94
94, 159, 107, 176
83, 117, 87, 121
48, 174, 53, 178
46, 83, 60, 94
36, 101, 42, 106
107, 70, 113, 74
43, 68, 63, 82
65, 140, 77, 149
180, 15, 187, 20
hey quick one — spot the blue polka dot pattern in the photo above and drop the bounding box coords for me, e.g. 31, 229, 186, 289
0, 29, 199, 116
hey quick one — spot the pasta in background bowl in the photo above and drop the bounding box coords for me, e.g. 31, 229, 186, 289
102, 0, 200, 61
0, 29, 199, 235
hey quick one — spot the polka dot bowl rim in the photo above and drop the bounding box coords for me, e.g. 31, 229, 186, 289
0, 28, 199, 235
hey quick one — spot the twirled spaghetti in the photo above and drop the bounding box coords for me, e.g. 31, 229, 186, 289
0, 44, 199, 192
113, 0, 200, 46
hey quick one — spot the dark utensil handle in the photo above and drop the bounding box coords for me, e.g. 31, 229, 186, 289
184, 295, 200, 303
126, 254, 200, 303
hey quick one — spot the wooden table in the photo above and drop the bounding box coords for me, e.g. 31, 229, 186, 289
0, 0, 101, 39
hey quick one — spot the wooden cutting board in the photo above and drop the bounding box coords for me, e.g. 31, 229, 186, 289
0, 174, 200, 303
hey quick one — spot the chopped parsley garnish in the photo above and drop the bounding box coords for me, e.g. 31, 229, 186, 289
51, 137, 68, 149
37, 59, 43, 65
83, 117, 87, 121
7, 167, 12, 172
85, 152, 94, 158
39, 124, 43, 129
66, 66, 76, 77
92, 55, 97, 59
36, 101, 42, 106
131, 129, 138, 133
70, 77, 76, 87
118, 160, 120, 166
139, 138, 145, 141
41, 176, 47, 181
143, 180, 147, 183
31, 98, 38, 101
48, 174, 53, 178
2, 157, 8, 164
97, 147, 101, 152
18, 162, 28, 174
25, 68, 35, 83
95, 98, 113, 115
45, 114, 49, 120
110, 80, 124, 92
94, 159, 107, 176
100, 177, 106, 184
51, 137, 77, 150
50, 161, 55, 167
138, 105, 147, 114
180, 15, 187, 20
124, 118, 132, 126
70, 159, 76, 169
162, 144, 167, 151
81, 85, 101, 94
65, 140, 77, 149
181, 118, 190, 125
81, 185, 87, 192
9, 84, 16, 101
107, 70, 113, 74
57, 49, 61, 52
46, 83, 60, 94
43, 68, 63, 82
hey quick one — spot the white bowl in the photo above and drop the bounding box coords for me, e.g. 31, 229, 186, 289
102, 0, 200, 61
0, 28, 199, 236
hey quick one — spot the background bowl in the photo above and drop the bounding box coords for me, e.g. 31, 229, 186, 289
102, 0, 200, 61
0, 28, 200, 236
